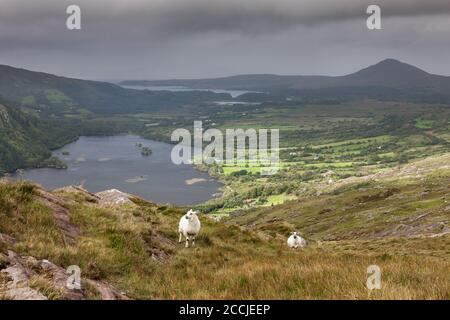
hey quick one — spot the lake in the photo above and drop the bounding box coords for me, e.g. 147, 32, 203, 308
121, 85, 259, 98
12, 135, 222, 206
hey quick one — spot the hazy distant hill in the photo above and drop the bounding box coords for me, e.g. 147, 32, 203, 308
0, 64, 231, 115
122, 59, 450, 102
2, 59, 450, 115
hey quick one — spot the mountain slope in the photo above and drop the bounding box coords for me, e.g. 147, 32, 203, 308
0, 179, 449, 300
230, 152, 450, 241
0, 98, 77, 174
337, 59, 450, 90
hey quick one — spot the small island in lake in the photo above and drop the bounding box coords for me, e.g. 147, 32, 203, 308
135, 143, 152, 156
141, 147, 152, 156
38, 156, 68, 169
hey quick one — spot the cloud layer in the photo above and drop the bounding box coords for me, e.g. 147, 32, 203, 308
0, 0, 449, 78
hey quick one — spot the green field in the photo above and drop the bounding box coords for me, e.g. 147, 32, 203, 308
173, 101, 450, 215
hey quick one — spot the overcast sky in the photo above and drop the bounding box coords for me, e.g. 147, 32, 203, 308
0, 0, 449, 80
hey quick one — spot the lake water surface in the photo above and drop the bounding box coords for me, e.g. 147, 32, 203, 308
121, 85, 258, 98
13, 135, 221, 206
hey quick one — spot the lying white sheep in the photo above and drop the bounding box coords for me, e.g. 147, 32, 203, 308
287, 231, 306, 249
179, 209, 201, 248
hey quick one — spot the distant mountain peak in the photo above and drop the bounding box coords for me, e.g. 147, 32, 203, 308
343, 59, 434, 88
377, 58, 404, 65
356, 58, 429, 76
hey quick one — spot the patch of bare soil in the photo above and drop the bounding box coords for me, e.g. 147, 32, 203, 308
142, 229, 176, 262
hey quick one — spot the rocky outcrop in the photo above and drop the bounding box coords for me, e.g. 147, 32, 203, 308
54, 185, 100, 203
35, 189, 80, 245
0, 250, 128, 300
95, 189, 136, 206
0, 104, 10, 127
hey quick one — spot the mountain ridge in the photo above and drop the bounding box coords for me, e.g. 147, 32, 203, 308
121, 59, 450, 94
0, 64, 232, 115
2, 59, 450, 109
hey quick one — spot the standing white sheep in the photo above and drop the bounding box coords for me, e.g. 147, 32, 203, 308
179, 209, 201, 248
287, 231, 306, 249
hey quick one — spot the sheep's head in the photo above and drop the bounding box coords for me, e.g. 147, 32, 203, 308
185, 209, 198, 221
292, 231, 299, 239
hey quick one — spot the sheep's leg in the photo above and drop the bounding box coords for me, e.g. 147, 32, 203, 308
185, 236, 190, 248
179, 232, 183, 243
192, 236, 196, 247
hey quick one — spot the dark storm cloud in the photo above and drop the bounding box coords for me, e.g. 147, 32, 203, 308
2, 0, 450, 39
0, 0, 449, 78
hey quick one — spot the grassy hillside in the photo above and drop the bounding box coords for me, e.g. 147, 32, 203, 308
229, 153, 450, 241
0, 177, 448, 300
